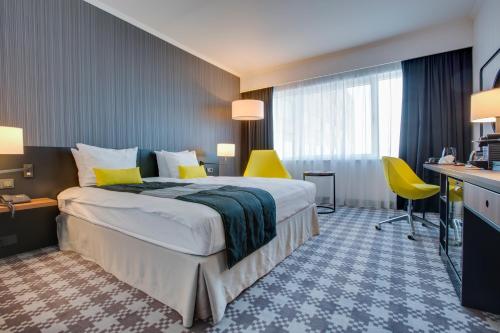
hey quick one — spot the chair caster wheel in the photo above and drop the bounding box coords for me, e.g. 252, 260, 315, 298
421, 222, 426, 227
375, 225, 381, 231
407, 234, 416, 241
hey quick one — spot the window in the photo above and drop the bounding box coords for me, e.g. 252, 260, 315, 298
273, 63, 402, 160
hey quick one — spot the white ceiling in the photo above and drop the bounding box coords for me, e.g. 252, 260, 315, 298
86, 0, 477, 76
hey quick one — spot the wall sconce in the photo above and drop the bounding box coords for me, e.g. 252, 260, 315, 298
0, 127, 33, 178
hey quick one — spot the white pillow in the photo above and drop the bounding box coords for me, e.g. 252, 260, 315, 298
73, 144, 138, 186
154, 150, 186, 178
155, 150, 198, 178
71, 148, 87, 186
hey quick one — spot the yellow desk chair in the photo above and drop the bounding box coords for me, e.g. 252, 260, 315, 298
376, 156, 440, 240
243, 150, 292, 179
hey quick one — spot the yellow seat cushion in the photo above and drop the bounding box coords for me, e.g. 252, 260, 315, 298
178, 165, 207, 179
93, 167, 143, 187
412, 183, 440, 199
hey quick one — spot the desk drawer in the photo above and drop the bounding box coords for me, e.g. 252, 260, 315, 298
464, 182, 500, 226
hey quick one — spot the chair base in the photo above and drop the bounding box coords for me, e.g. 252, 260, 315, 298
375, 200, 438, 240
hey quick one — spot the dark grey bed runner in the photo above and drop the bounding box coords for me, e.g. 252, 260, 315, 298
97, 182, 276, 268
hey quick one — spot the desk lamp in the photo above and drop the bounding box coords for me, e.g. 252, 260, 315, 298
471, 88, 500, 133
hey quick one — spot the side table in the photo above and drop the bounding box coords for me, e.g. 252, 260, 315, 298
303, 171, 336, 214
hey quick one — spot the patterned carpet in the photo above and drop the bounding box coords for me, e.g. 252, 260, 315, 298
0, 207, 499, 333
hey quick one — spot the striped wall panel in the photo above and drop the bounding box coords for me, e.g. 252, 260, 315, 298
0, 0, 241, 174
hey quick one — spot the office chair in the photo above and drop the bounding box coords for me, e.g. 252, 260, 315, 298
243, 150, 292, 179
376, 156, 440, 240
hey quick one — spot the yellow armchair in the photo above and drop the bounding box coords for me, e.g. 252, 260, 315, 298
376, 156, 439, 240
243, 150, 292, 179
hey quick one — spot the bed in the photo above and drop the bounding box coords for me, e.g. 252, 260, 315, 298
57, 175, 319, 327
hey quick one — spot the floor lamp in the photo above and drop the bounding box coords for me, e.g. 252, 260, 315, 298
232, 99, 264, 174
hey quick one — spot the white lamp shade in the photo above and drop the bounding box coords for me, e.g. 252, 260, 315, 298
0, 126, 23, 154
217, 143, 235, 157
232, 99, 264, 120
471, 88, 500, 122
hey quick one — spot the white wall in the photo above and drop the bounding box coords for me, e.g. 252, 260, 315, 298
472, 0, 500, 137
241, 18, 473, 92
473, 0, 500, 92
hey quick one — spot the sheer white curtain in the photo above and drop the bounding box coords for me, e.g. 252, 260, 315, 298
273, 62, 402, 208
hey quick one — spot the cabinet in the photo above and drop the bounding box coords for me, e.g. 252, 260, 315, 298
0, 198, 59, 258
425, 164, 500, 315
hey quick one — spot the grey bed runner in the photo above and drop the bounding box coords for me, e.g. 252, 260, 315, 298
97, 182, 276, 268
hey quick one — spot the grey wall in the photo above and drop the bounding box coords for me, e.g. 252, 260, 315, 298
0, 0, 241, 174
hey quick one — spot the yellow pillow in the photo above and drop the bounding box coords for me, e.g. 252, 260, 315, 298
178, 165, 207, 179
93, 167, 143, 186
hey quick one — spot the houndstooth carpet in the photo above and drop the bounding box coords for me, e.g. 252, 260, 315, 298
1, 207, 499, 333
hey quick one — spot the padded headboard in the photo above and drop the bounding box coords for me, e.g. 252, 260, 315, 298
0, 146, 160, 199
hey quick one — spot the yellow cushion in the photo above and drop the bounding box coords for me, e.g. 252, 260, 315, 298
178, 165, 207, 179
93, 167, 143, 187
243, 150, 292, 179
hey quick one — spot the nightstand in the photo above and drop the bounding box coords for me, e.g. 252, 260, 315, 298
202, 162, 219, 176
0, 198, 59, 258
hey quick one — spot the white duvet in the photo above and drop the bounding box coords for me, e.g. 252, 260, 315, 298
57, 176, 316, 256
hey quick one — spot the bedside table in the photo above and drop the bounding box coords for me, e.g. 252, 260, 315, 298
202, 162, 220, 176
0, 198, 59, 258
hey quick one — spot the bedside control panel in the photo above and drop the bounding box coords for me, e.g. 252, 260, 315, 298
0, 179, 14, 189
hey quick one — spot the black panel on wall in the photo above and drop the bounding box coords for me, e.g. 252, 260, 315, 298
0, 0, 240, 174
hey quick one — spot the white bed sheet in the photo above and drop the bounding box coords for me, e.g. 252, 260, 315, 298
57, 176, 316, 256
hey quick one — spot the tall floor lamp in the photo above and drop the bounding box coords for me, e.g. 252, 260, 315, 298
232, 99, 264, 174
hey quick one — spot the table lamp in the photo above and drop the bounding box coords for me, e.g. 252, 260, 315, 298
217, 143, 235, 177
232, 100, 264, 120
0, 126, 33, 177
217, 143, 235, 162
471, 88, 500, 133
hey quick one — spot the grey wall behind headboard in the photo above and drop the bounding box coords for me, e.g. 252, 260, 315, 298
0, 0, 240, 174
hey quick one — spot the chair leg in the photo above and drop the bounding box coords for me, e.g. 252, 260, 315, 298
375, 199, 436, 240
413, 214, 438, 228
407, 201, 416, 240
375, 214, 408, 230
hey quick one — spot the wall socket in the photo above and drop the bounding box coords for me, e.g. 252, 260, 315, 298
0, 179, 14, 189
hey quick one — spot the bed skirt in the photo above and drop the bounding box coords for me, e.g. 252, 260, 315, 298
56, 204, 319, 327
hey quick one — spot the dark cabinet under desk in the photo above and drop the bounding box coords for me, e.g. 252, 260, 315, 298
424, 164, 500, 315
462, 207, 500, 314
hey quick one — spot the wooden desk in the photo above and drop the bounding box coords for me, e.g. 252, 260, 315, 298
424, 164, 500, 193
424, 164, 499, 315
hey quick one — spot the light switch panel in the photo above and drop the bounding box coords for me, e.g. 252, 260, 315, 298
23, 164, 33, 178
0, 179, 14, 189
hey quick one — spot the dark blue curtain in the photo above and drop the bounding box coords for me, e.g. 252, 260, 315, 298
240, 87, 274, 173
398, 48, 472, 211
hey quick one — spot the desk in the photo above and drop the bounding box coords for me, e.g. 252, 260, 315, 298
424, 164, 499, 314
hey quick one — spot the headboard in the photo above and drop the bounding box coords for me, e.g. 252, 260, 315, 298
0, 146, 160, 199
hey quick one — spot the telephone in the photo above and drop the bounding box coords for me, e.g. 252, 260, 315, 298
0, 194, 31, 218
0, 194, 31, 204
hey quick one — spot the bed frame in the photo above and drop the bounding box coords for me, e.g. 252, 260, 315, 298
7, 146, 320, 327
